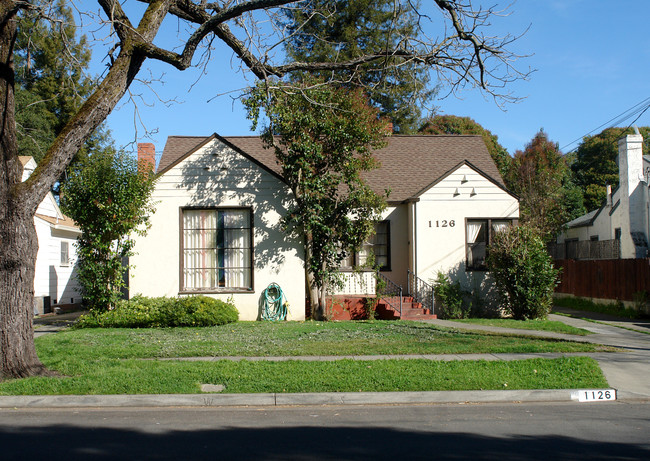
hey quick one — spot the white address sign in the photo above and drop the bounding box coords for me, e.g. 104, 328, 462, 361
572, 389, 617, 402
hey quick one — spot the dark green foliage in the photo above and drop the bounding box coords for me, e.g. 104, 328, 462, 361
505, 130, 585, 240
75, 296, 239, 328
487, 225, 560, 320
14, 0, 95, 163
60, 151, 157, 312
245, 80, 388, 318
419, 115, 511, 179
283, 0, 433, 133
571, 126, 650, 211
433, 272, 471, 319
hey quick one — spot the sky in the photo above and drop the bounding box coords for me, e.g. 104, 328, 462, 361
80, 0, 650, 161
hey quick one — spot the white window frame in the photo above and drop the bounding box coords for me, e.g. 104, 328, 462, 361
60, 241, 70, 267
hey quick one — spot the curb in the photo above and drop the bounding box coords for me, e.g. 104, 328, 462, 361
1, 388, 646, 408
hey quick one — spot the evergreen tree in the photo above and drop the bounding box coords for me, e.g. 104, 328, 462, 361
283, 0, 434, 133
14, 0, 94, 162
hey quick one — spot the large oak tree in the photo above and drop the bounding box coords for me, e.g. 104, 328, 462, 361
0, 0, 527, 379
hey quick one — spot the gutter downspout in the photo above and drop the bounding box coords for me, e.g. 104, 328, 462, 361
407, 200, 417, 279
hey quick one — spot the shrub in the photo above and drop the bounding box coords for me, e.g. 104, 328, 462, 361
487, 225, 560, 320
433, 272, 471, 319
75, 295, 239, 328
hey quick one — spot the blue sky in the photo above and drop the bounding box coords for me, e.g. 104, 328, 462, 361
84, 1, 650, 160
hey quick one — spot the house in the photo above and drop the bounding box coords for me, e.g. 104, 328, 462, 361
555, 130, 649, 259
128, 134, 519, 320
19, 157, 82, 314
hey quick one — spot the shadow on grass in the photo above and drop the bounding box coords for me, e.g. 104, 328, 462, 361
1, 424, 648, 460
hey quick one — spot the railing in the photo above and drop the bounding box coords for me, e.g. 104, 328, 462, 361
376, 271, 402, 316
407, 270, 435, 316
331, 271, 376, 295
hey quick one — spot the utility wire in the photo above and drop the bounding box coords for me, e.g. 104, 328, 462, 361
561, 96, 650, 152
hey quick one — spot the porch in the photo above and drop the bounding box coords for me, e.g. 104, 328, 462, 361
327, 271, 437, 320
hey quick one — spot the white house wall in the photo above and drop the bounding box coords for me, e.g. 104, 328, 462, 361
33, 218, 81, 305
380, 204, 409, 289
36, 193, 62, 219
414, 164, 519, 289
129, 139, 306, 320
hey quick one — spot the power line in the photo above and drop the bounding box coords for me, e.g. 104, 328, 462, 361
561, 96, 650, 152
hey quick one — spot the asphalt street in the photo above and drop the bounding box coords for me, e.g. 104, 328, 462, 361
0, 402, 648, 460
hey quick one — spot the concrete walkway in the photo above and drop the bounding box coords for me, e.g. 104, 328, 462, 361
421, 313, 650, 399
11, 308, 649, 408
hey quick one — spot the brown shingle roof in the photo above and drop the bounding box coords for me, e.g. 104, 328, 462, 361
35, 213, 80, 231
159, 134, 506, 203
18, 156, 33, 166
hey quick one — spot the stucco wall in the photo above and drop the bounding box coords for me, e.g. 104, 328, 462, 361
129, 138, 306, 320
414, 164, 519, 290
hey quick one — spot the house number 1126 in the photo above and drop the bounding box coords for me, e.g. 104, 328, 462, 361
433, 220, 455, 228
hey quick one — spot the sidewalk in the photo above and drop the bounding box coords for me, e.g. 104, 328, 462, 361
9, 308, 648, 408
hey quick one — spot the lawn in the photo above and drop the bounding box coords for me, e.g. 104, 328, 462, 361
39, 320, 604, 359
0, 357, 607, 395
0, 321, 611, 395
449, 318, 592, 335
553, 296, 647, 319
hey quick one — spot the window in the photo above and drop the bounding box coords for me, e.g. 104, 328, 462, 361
341, 221, 391, 271
181, 208, 252, 292
60, 241, 69, 266
466, 219, 514, 271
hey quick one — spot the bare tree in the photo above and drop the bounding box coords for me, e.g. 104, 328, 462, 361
0, 0, 528, 379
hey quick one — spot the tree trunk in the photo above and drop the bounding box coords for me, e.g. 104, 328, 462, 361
304, 232, 326, 320
0, 0, 160, 378
0, 208, 54, 378
0, 4, 52, 378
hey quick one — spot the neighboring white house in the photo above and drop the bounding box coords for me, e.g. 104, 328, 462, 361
19, 157, 82, 314
129, 134, 519, 320
556, 130, 649, 259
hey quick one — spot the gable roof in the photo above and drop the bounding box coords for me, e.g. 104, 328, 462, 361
158, 134, 508, 203
35, 213, 80, 232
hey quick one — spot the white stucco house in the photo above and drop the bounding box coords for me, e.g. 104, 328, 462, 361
555, 130, 649, 259
19, 157, 82, 314
128, 134, 519, 320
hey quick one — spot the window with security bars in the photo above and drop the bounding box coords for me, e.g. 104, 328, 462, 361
341, 221, 391, 271
181, 208, 252, 291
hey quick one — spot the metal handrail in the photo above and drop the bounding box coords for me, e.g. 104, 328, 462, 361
376, 272, 402, 316
407, 270, 435, 316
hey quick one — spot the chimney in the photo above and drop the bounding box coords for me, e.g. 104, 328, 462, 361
617, 128, 646, 256
606, 184, 612, 206
137, 143, 156, 173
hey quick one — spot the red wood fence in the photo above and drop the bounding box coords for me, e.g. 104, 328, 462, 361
554, 258, 650, 301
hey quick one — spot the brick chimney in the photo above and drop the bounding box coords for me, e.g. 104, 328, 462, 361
137, 143, 156, 173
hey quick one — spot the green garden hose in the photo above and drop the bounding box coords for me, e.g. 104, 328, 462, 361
261, 282, 288, 321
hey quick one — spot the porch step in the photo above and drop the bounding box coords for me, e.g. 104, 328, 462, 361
376, 298, 437, 320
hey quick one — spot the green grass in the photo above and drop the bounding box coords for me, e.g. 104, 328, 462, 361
554, 296, 647, 319
0, 357, 607, 395
449, 318, 592, 335
0, 321, 611, 395
34, 320, 603, 360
